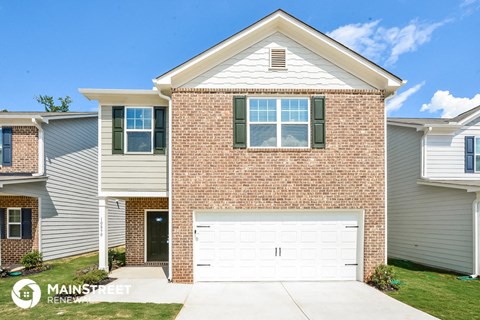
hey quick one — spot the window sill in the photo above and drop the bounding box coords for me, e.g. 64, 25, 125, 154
6, 237, 22, 240
247, 148, 312, 153
268, 67, 288, 71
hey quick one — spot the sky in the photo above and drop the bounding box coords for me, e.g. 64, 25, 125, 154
0, 0, 479, 118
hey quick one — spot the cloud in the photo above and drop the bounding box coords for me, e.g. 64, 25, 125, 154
386, 82, 425, 113
420, 90, 480, 118
327, 19, 448, 65
460, 0, 480, 15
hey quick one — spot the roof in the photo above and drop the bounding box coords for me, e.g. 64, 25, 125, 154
417, 179, 480, 192
153, 9, 404, 94
388, 105, 480, 128
0, 112, 97, 122
0, 175, 48, 187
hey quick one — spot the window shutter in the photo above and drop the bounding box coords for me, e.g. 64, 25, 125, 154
21, 208, 32, 240
2, 127, 12, 166
112, 107, 124, 154
311, 96, 325, 149
233, 96, 247, 148
0, 208, 5, 239
465, 136, 475, 173
154, 107, 166, 154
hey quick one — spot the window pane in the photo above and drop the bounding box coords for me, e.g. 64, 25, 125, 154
126, 108, 135, 119
127, 132, 152, 152
126, 108, 153, 129
476, 155, 480, 172
136, 119, 143, 129
281, 99, 308, 122
135, 108, 143, 118
476, 138, 480, 153
9, 224, 21, 238
8, 210, 21, 223
127, 119, 134, 129
249, 99, 276, 122
250, 125, 276, 147
281, 124, 308, 147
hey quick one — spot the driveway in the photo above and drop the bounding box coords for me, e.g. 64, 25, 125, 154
176, 281, 437, 320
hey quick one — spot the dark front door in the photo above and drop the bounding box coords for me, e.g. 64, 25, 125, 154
146, 211, 169, 262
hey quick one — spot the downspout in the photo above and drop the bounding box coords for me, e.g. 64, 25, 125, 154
31, 118, 45, 176
31, 118, 44, 255
420, 127, 432, 179
156, 88, 173, 282
472, 193, 480, 277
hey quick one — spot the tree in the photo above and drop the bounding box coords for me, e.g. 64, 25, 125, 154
35, 95, 72, 112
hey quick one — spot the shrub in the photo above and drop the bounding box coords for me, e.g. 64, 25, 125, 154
108, 248, 126, 271
75, 269, 108, 285
20, 250, 43, 270
369, 264, 399, 291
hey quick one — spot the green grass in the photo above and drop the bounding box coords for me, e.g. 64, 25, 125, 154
0, 252, 182, 320
387, 259, 480, 320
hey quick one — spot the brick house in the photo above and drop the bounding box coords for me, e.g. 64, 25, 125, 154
81, 10, 404, 283
0, 112, 125, 266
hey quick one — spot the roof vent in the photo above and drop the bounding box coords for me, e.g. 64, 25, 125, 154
270, 48, 286, 68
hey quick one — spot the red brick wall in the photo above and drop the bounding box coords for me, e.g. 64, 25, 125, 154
125, 197, 168, 265
171, 88, 386, 283
0, 196, 39, 265
0, 126, 38, 174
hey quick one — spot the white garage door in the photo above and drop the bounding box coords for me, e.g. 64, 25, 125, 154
194, 211, 362, 282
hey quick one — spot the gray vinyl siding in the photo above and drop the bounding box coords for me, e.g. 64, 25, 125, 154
388, 125, 474, 274
101, 106, 167, 193
0, 117, 125, 261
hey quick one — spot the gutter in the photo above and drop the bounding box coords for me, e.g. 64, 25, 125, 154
155, 87, 173, 283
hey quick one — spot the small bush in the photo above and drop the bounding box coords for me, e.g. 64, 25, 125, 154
75, 269, 108, 285
369, 264, 399, 291
20, 250, 43, 270
108, 248, 126, 271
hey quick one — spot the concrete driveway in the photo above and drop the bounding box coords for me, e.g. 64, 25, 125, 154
176, 282, 437, 320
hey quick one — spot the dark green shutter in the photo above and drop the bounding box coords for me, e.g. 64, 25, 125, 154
0, 208, 5, 239
154, 107, 166, 154
2, 127, 12, 166
465, 136, 475, 173
233, 96, 247, 148
21, 208, 32, 239
112, 106, 124, 154
311, 96, 325, 149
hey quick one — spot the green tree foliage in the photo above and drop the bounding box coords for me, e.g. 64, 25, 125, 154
35, 95, 72, 112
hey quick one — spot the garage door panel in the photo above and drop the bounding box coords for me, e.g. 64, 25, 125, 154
194, 211, 361, 281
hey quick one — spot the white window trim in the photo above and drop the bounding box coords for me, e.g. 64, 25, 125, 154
247, 97, 310, 149
124, 106, 154, 155
7, 208, 21, 239
475, 137, 480, 173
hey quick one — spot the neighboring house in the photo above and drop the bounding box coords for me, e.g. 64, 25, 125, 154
388, 107, 480, 276
0, 112, 125, 266
81, 10, 403, 283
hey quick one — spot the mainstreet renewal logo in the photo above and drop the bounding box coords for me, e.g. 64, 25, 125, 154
11, 278, 132, 307
11, 279, 41, 309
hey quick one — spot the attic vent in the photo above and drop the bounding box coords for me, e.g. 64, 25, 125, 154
270, 48, 286, 68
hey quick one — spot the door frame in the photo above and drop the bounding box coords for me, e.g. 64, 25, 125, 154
192, 209, 365, 282
144, 209, 169, 263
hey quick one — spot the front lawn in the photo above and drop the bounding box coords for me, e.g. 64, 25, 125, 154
0, 253, 182, 320
388, 259, 480, 320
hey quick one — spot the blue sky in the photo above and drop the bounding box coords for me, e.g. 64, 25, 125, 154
0, 0, 479, 118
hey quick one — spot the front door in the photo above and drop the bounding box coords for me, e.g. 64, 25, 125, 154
146, 211, 169, 262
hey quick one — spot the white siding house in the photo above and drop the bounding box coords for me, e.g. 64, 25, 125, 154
388, 109, 480, 276
0, 113, 125, 262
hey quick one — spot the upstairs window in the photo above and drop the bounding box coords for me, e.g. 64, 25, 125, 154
270, 48, 286, 69
0, 128, 3, 165
125, 107, 153, 153
248, 98, 309, 148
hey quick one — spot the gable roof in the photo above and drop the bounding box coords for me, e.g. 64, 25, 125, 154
388, 105, 480, 128
153, 9, 404, 95
0, 112, 97, 124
